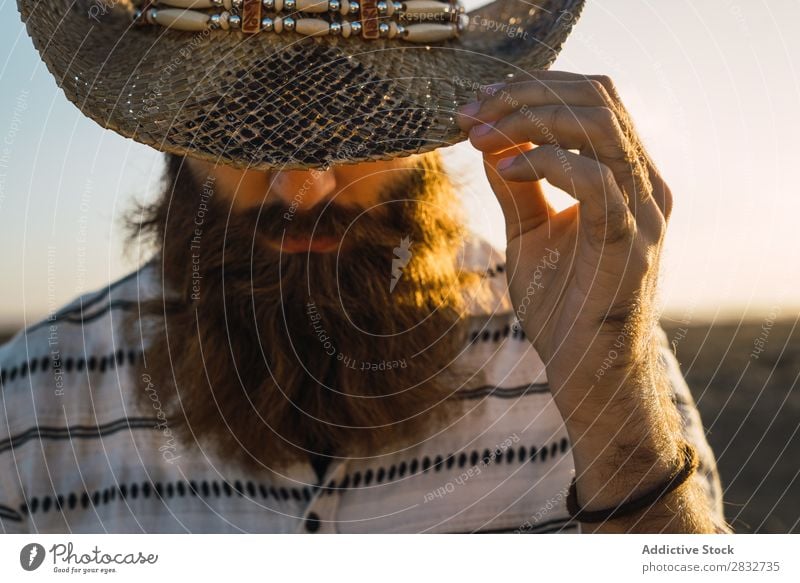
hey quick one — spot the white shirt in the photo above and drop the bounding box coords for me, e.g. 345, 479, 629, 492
0, 236, 724, 533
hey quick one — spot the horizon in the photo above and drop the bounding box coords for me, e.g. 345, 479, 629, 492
1, 0, 798, 329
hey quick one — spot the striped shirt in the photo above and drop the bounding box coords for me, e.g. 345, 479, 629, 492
0, 236, 725, 533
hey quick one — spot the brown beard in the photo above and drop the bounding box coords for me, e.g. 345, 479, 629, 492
123, 152, 485, 472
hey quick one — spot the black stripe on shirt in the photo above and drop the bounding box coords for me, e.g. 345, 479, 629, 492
23, 263, 152, 335
469, 323, 528, 344
0, 348, 144, 386
56, 299, 139, 325
0, 504, 23, 522
465, 516, 576, 534
0, 417, 161, 455
319, 436, 572, 495
457, 382, 549, 400
16, 478, 313, 518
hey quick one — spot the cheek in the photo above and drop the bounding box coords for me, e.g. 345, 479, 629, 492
221, 169, 269, 208
335, 163, 402, 206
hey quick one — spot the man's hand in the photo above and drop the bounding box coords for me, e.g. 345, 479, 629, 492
456, 71, 720, 532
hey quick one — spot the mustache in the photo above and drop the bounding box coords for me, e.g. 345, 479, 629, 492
242, 199, 373, 241
234, 165, 426, 243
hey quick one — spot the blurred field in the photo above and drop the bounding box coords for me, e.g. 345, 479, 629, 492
1, 319, 797, 533
661, 319, 799, 534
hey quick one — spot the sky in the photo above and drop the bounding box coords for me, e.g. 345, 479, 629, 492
1, 0, 798, 328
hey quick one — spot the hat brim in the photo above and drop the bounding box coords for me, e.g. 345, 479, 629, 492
19, 0, 584, 169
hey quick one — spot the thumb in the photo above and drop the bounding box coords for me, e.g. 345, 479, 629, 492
483, 143, 555, 241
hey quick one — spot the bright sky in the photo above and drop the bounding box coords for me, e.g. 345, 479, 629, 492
1, 0, 798, 328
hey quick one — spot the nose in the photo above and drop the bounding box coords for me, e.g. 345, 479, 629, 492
269, 167, 337, 211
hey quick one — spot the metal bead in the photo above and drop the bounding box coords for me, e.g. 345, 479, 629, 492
391, 1, 401, 13
329, 21, 342, 35
328, 0, 340, 12
147, 8, 158, 24
396, 23, 405, 37
350, 20, 361, 34
348, 1, 358, 15
209, 12, 221, 28
456, 12, 467, 32
133, 8, 142, 21
284, 0, 295, 10
261, 16, 274, 31
283, 16, 296, 31
376, 1, 387, 15
261, 0, 274, 9
231, 0, 242, 9
378, 22, 389, 37
229, 14, 241, 27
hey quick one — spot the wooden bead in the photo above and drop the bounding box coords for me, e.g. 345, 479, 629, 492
402, 0, 450, 15
339, 0, 349, 14
295, 0, 328, 11
295, 18, 330, 35
403, 22, 456, 42
361, 0, 378, 39
159, 0, 214, 8
152, 9, 210, 31
241, 0, 262, 32
341, 20, 352, 37
274, 0, 284, 10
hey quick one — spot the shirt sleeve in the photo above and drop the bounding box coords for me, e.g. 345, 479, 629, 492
655, 325, 730, 532
0, 409, 29, 534
0, 471, 28, 533
0, 332, 31, 534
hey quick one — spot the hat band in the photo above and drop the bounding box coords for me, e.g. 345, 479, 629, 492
133, 0, 467, 43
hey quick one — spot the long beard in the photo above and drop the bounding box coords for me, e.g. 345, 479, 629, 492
125, 154, 481, 472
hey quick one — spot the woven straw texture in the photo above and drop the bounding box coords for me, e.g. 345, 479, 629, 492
18, 0, 585, 169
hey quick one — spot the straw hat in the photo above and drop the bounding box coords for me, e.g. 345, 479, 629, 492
18, 0, 584, 169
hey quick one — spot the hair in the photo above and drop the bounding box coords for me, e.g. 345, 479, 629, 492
122, 152, 487, 472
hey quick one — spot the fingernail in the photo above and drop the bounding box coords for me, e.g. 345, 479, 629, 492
458, 101, 481, 118
471, 122, 494, 137
496, 156, 517, 171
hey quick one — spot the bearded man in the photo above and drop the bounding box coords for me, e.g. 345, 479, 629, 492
1, 0, 728, 533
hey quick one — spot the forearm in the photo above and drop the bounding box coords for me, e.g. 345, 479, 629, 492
558, 340, 721, 533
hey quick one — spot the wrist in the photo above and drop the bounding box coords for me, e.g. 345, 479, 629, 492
562, 362, 684, 512
569, 417, 681, 511
567, 441, 699, 523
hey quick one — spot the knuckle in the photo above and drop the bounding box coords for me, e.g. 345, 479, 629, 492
550, 105, 566, 132
587, 80, 611, 103
527, 144, 554, 172
587, 204, 634, 246
535, 82, 556, 106
663, 192, 674, 220
590, 74, 617, 95
537, 105, 554, 129
652, 212, 668, 240
598, 163, 617, 187
592, 106, 621, 132
627, 242, 655, 276
537, 143, 561, 161
656, 182, 674, 220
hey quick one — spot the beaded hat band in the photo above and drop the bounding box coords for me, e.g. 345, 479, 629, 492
135, 0, 467, 43
18, 0, 585, 170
